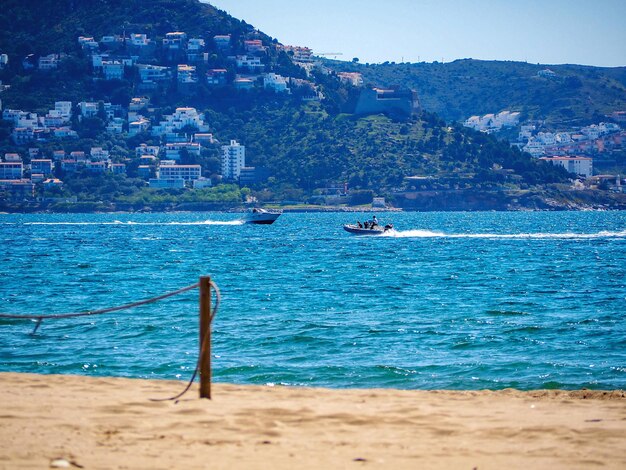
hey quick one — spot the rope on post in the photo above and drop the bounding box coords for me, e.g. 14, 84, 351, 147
152, 278, 221, 402
0, 277, 222, 402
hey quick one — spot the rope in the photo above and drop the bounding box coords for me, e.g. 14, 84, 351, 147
0, 282, 200, 333
1, 278, 222, 402
152, 279, 221, 402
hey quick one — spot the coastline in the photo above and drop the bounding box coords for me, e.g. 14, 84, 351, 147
1, 372, 624, 469
1, 187, 625, 213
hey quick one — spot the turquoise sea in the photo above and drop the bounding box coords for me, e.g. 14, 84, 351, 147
1, 211, 625, 390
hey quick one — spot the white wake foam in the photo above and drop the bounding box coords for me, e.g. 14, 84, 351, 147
385, 229, 626, 239
20, 220, 245, 226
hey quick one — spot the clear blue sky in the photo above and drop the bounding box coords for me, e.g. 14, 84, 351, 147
206, 0, 626, 67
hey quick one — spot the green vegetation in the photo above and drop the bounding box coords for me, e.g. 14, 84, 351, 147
0, 0, 250, 58
327, 59, 626, 126
206, 101, 570, 193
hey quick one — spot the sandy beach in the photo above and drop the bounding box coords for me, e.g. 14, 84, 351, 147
0, 373, 624, 469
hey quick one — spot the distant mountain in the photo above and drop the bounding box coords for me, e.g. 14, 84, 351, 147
326, 59, 626, 126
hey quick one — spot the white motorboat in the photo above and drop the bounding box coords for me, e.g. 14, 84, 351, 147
244, 208, 282, 225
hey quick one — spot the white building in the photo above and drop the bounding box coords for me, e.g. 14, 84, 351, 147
90, 147, 110, 161
233, 77, 255, 90
137, 64, 170, 84
496, 111, 521, 127
135, 144, 160, 158
213, 35, 231, 49
281, 45, 313, 63
537, 69, 557, 79
164, 142, 201, 160
263, 73, 290, 93
187, 38, 205, 61
100, 35, 124, 48
337, 72, 364, 87
539, 156, 593, 178
235, 55, 264, 70
12, 128, 34, 145
0, 162, 24, 180
464, 110, 520, 133
187, 38, 205, 51
31, 159, 53, 175
581, 125, 601, 140
78, 36, 99, 50
41, 114, 61, 129
599, 122, 621, 134
78, 101, 99, 118
523, 138, 546, 157
177, 64, 197, 84
54, 101, 72, 120
43, 112, 64, 127
106, 117, 125, 134
518, 124, 536, 141
536, 132, 557, 145
221, 140, 245, 180
38, 54, 61, 70
194, 133, 214, 146
129, 97, 150, 111
15, 112, 39, 128
244, 40, 266, 54
151, 107, 209, 137
53, 127, 78, 139
103, 61, 124, 80
130, 34, 150, 47
128, 118, 151, 136
158, 163, 201, 181
163, 32, 187, 50
109, 163, 125, 175
556, 132, 572, 144
4, 153, 22, 162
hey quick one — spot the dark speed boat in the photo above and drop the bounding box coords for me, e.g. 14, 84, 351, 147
343, 223, 394, 235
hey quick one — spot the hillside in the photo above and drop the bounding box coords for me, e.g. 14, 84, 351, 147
0, 0, 248, 57
326, 59, 626, 126
0, 0, 622, 211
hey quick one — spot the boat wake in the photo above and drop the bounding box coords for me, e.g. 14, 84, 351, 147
383, 229, 626, 239
19, 220, 245, 226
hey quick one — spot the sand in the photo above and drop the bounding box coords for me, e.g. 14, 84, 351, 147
0, 373, 624, 469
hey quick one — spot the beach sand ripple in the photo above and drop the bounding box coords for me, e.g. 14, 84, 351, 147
0, 373, 625, 469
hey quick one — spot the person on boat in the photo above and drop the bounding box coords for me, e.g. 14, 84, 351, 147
371, 215, 378, 227
364, 221, 370, 229
357, 221, 363, 228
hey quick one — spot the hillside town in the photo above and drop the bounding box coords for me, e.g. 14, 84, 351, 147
0, 21, 623, 207
0, 26, 424, 204
463, 107, 625, 190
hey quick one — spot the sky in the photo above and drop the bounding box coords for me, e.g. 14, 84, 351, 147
206, 0, 626, 67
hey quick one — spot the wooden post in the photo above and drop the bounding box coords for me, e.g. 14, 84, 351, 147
199, 276, 212, 399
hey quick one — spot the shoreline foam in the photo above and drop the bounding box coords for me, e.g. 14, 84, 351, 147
1, 372, 624, 469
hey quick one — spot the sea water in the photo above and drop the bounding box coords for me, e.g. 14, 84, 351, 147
1, 211, 625, 390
